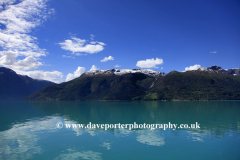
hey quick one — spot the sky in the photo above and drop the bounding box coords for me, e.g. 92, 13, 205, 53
0, 0, 239, 83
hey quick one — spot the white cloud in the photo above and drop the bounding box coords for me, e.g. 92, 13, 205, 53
0, 0, 17, 5
101, 56, 114, 62
0, 0, 53, 56
97, 42, 105, 46
74, 53, 87, 56
161, 67, 163, 70
0, 51, 42, 70
0, 0, 22, 11
16, 69, 63, 83
59, 36, 105, 55
185, 64, 201, 71
90, 34, 95, 40
210, 51, 217, 53
0, 0, 63, 82
66, 66, 85, 82
62, 55, 75, 59
136, 58, 163, 68
114, 64, 121, 68
65, 74, 75, 82
90, 65, 98, 71
0, 33, 46, 57
90, 41, 96, 44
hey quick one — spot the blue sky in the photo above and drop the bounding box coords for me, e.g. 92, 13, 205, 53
0, 0, 239, 83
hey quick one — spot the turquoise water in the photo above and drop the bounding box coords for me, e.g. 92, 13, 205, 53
0, 101, 240, 160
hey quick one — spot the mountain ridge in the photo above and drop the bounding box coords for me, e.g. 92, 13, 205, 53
83, 65, 240, 77
0, 67, 56, 100
197, 65, 240, 76
83, 68, 165, 77
25, 65, 240, 101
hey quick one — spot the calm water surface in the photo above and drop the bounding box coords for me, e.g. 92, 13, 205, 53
0, 101, 239, 160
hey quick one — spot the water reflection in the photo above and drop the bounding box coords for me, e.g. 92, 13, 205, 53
136, 130, 165, 146
187, 130, 210, 142
0, 100, 239, 159
54, 150, 102, 160
100, 142, 111, 150
0, 116, 61, 159
29, 101, 240, 135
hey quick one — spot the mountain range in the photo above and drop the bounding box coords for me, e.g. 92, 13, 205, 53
0, 67, 55, 100
25, 65, 240, 101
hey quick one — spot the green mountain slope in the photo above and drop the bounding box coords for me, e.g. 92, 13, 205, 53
25, 67, 240, 101
25, 73, 156, 100
147, 71, 240, 100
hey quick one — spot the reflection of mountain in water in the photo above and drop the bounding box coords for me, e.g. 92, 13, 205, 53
30, 101, 240, 136
0, 101, 240, 159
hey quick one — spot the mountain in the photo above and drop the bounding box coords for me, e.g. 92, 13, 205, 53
148, 69, 240, 100
198, 65, 240, 76
84, 68, 165, 77
25, 69, 162, 100
0, 67, 55, 100
25, 66, 240, 101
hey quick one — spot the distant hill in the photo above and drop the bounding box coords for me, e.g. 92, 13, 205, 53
25, 70, 158, 100
0, 67, 55, 100
25, 66, 240, 101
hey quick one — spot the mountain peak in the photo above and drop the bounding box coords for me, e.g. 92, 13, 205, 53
83, 68, 165, 77
198, 65, 240, 76
207, 65, 223, 70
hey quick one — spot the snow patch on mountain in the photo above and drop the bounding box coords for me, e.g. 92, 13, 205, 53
84, 69, 165, 77
198, 65, 240, 76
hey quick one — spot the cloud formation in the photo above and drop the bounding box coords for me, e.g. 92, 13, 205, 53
185, 64, 201, 71
16, 69, 63, 83
0, 0, 63, 83
114, 64, 121, 68
90, 65, 98, 71
136, 58, 163, 68
0, 52, 42, 70
59, 36, 106, 55
210, 51, 217, 53
62, 55, 75, 59
90, 34, 95, 40
101, 56, 114, 62
66, 66, 85, 82
0, 0, 52, 57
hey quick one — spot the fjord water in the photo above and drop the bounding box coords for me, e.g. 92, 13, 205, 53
0, 101, 239, 160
